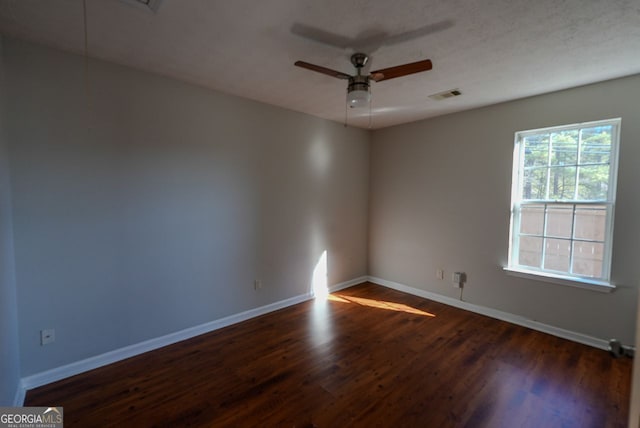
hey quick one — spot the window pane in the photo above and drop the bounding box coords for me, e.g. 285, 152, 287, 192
580, 126, 611, 165
523, 134, 549, 167
574, 205, 606, 241
520, 204, 544, 235
511, 119, 618, 282
544, 238, 571, 272
518, 236, 542, 268
572, 241, 604, 278
577, 165, 609, 200
546, 205, 573, 238
522, 168, 547, 200
551, 130, 578, 166
548, 166, 576, 200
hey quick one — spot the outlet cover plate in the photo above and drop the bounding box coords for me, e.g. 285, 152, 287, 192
41, 329, 55, 345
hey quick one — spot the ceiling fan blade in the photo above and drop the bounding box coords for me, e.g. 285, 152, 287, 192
294, 61, 351, 80
370, 59, 433, 82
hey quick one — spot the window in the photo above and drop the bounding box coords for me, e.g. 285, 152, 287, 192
508, 119, 620, 286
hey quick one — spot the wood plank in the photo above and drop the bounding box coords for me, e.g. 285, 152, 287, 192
25, 282, 631, 427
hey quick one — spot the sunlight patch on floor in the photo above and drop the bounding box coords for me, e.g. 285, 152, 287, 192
329, 294, 436, 317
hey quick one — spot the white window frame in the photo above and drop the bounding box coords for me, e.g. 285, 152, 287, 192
506, 118, 621, 292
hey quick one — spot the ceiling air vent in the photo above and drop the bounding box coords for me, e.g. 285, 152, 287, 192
119, 0, 164, 13
428, 89, 462, 101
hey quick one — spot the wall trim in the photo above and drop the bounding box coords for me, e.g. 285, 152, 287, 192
329, 276, 367, 293
17, 276, 367, 403
368, 276, 609, 351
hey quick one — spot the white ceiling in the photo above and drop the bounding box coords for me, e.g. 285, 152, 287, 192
0, 0, 638, 129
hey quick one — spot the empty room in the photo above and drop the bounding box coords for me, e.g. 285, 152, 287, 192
0, 0, 639, 426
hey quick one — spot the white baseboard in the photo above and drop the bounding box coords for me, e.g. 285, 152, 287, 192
330, 276, 367, 293
368, 276, 609, 351
18, 276, 366, 402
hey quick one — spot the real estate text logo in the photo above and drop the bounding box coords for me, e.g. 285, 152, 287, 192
0, 407, 63, 428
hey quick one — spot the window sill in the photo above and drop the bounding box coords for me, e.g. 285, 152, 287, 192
503, 267, 616, 293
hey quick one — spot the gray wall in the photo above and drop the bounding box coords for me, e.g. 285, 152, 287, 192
4, 39, 370, 376
370, 74, 640, 344
0, 36, 21, 405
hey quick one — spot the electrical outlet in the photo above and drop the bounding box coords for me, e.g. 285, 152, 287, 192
436, 269, 444, 280
41, 329, 55, 345
254, 279, 262, 290
452, 272, 466, 288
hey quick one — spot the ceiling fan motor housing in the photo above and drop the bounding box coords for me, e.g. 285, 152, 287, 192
350, 53, 369, 68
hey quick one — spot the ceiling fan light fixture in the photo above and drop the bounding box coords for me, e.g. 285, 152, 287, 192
348, 88, 370, 108
347, 74, 370, 108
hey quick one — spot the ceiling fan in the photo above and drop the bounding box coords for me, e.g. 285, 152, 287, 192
294, 53, 432, 108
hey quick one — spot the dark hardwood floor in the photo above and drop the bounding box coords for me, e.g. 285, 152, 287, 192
26, 282, 631, 427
